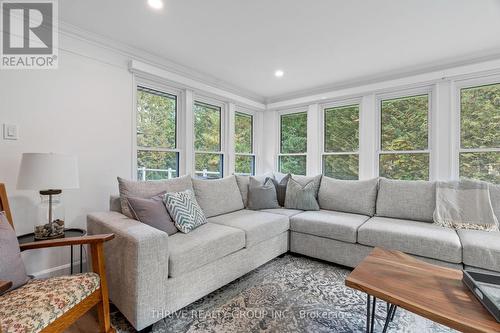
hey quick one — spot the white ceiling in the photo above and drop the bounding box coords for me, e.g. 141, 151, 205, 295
60, 0, 500, 102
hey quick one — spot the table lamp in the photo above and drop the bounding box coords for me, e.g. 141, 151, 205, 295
17, 153, 79, 240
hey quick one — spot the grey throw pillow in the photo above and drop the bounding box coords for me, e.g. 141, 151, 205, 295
284, 177, 320, 211
127, 194, 178, 235
271, 174, 290, 206
118, 175, 193, 218
235, 173, 274, 208
164, 190, 207, 233
0, 212, 29, 293
247, 177, 280, 210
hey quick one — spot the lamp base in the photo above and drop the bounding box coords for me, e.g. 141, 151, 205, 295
34, 219, 65, 240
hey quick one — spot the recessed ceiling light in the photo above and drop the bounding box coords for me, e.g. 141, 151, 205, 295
274, 70, 284, 78
148, 0, 164, 10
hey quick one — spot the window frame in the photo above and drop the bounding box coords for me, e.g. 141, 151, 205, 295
320, 98, 362, 179
376, 87, 433, 180
133, 81, 182, 181
234, 109, 256, 176
454, 76, 500, 181
193, 95, 226, 179
277, 107, 308, 175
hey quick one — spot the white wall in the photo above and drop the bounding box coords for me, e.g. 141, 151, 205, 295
0, 32, 263, 276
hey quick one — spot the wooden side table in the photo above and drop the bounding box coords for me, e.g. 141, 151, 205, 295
17, 228, 87, 274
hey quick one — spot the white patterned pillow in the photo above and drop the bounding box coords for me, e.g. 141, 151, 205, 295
163, 190, 207, 233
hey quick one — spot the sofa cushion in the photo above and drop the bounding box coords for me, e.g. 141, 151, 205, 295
318, 177, 378, 216
290, 210, 370, 243
0, 212, 29, 293
168, 223, 245, 277
235, 174, 273, 208
208, 210, 289, 247
164, 190, 207, 233
0, 273, 100, 333
260, 208, 303, 217
458, 229, 500, 272
490, 184, 500, 222
247, 177, 280, 210
127, 194, 178, 235
358, 217, 462, 263
284, 177, 320, 211
118, 175, 193, 218
376, 178, 436, 222
192, 175, 245, 218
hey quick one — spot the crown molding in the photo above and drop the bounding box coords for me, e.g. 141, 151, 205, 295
57, 20, 266, 105
265, 49, 500, 105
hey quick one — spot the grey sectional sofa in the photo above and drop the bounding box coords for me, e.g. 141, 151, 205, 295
87, 175, 500, 330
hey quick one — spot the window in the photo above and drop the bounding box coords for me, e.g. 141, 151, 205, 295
136, 86, 179, 180
379, 94, 430, 180
279, 112, 307, 175
459, 83, 500, 183
234, 112, 255, 175
194, 101, 223, 179
322, 104, 359, 179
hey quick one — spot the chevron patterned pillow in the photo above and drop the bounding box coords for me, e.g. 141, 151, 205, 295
163, 190, 208, 233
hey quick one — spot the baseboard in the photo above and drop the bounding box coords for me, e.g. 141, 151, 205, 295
30, 260, 88, 279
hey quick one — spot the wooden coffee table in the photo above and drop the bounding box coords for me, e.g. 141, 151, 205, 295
345, 247, 500, 333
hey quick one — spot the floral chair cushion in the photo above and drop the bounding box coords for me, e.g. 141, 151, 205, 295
0, 273, 100, 333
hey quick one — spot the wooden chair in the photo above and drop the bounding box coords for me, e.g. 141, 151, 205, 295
0, 183, 116, 333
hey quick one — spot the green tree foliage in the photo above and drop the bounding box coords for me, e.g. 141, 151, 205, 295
379, 95, 429, 180
280, 112, 307, 174
136, 88, 178, 180
235, 113, 254, 175
460, 84, 500, 183
323, 105, 359, 179
194, 102, 223, 178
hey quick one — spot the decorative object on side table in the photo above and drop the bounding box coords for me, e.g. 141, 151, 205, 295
17, 153, 79, 240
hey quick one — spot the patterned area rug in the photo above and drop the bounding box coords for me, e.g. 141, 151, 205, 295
111, 254, 456, 333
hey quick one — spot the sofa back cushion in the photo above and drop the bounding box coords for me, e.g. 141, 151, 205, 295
489, 183, 500, 222
192, 175, 244, 218
318, 177, 378, 216
376, 178, 435, 222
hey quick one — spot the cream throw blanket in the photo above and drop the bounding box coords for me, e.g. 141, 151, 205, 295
433, 179, 499, 231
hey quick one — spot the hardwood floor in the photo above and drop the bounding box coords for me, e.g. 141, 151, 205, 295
66, 309, 101, 333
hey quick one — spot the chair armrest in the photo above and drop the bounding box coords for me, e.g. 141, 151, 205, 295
19, 234, 114, 252
0, 280, 12, 294
87, 212, 169, 329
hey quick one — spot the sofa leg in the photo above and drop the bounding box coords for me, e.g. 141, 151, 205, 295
138, 325, 153, 333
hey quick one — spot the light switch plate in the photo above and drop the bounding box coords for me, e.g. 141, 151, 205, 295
3, 124, 18, 140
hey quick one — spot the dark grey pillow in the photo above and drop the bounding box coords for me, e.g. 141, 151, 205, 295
127, 194, 178, 235
0, 212, 29, 293
271, 174, 290, 206
247, 177, 280, 210
284, 177, 320, 211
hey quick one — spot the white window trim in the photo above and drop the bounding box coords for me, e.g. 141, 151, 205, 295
133, 76, 183, 180
276, 107, 309, 174
193, 94, 227, 178
320, 98, 362, 178
234, 108, 257, 175
453, 75, 500, 180
375, 86, 434, 180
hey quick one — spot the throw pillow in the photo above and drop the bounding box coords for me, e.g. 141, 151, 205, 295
127, 194, 178, 235
247, 177, 280, 210
284, 177, 320, 211
235, 173, 274, 208
163, 190, 207, 233
117, 175, 193, 218
270, 173, 290, 206
0, 211, 29, 293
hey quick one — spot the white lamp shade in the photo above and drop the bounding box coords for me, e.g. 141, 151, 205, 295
17, 153, 79, 190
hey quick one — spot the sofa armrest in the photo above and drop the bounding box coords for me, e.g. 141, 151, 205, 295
87, 212, 169, 330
